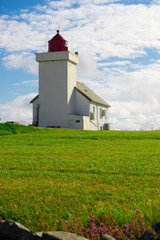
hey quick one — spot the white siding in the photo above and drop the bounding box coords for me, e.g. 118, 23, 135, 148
68, 114, 90, 130
74, 90, 90, 116
89, 102, 110, 130
36, 51, 79, 128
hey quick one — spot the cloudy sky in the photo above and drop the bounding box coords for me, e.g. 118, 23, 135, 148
0, 0, 160, 129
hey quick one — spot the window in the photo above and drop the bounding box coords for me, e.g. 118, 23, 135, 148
93, 106, 95, 113
100, 108, 106, 119
102, 109, 106, 118
90, 112, 95, 120
76, 120, 80, 123
100, 108, 102, 119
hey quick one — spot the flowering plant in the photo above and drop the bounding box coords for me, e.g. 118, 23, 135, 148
63, 210, 146, 240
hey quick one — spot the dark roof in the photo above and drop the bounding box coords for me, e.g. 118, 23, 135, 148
76, 81, 111, 107
30, 82, 111, 107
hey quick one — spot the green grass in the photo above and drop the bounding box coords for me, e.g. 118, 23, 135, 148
0, 123, 160, 232
0, 123, 38, 135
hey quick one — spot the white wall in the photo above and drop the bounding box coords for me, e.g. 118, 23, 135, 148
68, 114, 90, 130
36, 51, 79, 127
89, 102, 110, 130
74, 90, 90, 116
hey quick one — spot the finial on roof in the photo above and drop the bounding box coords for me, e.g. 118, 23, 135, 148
57, 29, 60, 34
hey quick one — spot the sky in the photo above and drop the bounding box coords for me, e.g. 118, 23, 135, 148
0, 0, 160, 130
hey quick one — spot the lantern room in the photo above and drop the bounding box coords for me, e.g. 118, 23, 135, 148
48, 30, 68, 52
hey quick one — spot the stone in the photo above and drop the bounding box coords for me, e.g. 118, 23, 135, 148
138, 230, 155, 240
42, 231, 88, 240
0, 220, 89, 240
152, 222, 160, 235
102, 234, 116, 240
36, 232, 43, 237
0, 220, 41, 240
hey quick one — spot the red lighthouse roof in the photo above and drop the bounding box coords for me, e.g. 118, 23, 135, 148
48, 30, 68, 52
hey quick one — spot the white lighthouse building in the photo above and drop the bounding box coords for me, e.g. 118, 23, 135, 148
30, 30, 111, 130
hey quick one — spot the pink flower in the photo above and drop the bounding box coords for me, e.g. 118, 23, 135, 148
105, 228, 108, 232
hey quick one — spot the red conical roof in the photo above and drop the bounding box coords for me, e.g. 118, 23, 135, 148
48, 30, 68, 52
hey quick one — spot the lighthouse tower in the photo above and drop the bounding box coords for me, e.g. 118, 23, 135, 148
36, 30, 79, 127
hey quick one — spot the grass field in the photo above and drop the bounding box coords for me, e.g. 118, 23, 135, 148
0, 123, 160, 232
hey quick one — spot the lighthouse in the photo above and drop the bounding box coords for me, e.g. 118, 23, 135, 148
35, 30, 79, 128
30, 30, 111, 130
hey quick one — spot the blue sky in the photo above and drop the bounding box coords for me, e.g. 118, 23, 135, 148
0, 0, 160, 129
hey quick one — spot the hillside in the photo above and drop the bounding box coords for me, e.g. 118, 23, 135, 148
0, 123, 160, 232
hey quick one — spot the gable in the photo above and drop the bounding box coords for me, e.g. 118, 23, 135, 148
30, 94, 39, 104
75, 81, 110, 107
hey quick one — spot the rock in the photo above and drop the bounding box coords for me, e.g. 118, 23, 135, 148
42, 231, 88, 240
139, 222, 160, 240
102, 234, 116, 240
36, 232, 43, 237
0, 220, 89, 240
138, 230, 155, 240
152, 222, 160, 235
0, 220, 41, 240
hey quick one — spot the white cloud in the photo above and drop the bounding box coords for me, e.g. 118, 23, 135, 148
13, 80, 38, 87
151, 0, 160, 4
83, 60, 160, 130
94, 0, 121, 3
1, 2, 160, 57
0, 93, 36, 125
0, 1, 160, 129
49, 0, 73, 8
2, 52, 38, 75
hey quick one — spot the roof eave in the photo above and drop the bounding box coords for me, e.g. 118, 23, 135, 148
30, 94, 39, 104
91, 101, 111, 107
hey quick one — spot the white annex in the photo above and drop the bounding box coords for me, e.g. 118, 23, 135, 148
30, 30, 111, 130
